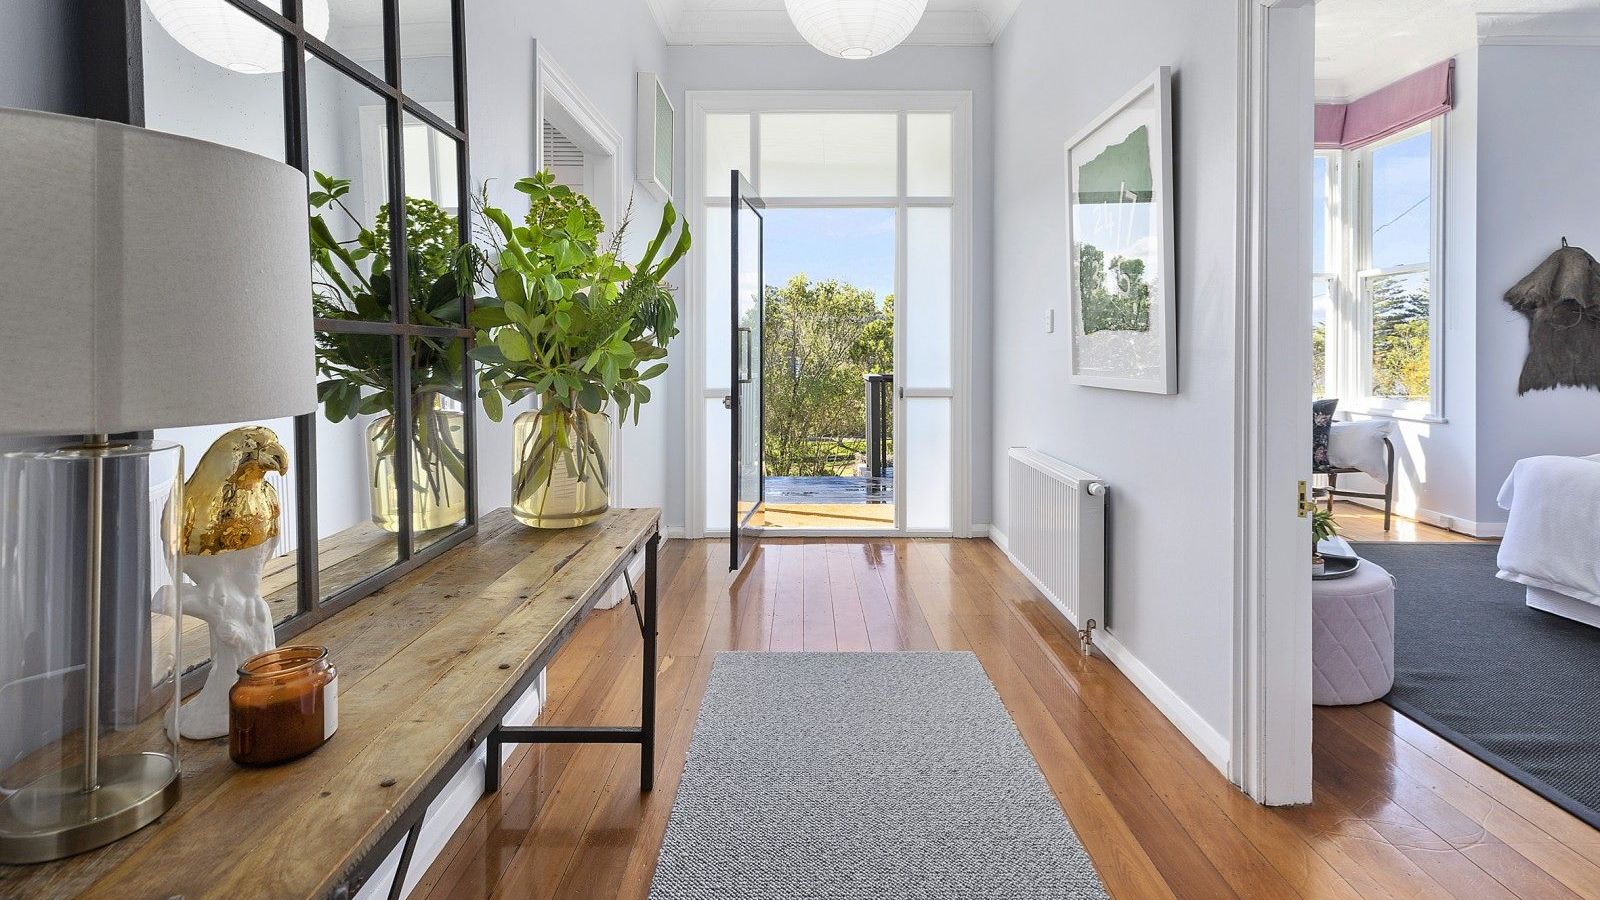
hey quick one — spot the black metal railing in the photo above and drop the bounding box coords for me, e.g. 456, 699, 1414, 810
864, 373, 893, 480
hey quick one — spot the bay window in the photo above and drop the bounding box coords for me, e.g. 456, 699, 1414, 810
1311, 121, 1442, 418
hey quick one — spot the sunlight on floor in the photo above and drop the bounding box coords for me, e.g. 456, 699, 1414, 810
760, 503, 895, 529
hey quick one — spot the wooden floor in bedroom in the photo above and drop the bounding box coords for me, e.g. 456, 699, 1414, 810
1331, 499, 1499, 544
414, 536, 1597, 900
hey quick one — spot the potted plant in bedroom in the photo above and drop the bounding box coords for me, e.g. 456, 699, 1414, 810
1311, 507, 1340, 576
469, 173, 690, 528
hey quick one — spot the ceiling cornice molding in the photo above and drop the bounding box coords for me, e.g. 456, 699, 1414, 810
1478, 10, 1600, 46
984, 0, 1023, 41
641, 0, 675, 41
664, 9, 995, 46
654, 3, 1004, 46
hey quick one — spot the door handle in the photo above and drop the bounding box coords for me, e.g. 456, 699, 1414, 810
722, 394, 734, 410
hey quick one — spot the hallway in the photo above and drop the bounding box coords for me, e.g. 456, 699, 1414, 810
414, 538, 1600, 900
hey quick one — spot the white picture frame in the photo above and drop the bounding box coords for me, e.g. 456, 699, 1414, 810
1064, 67, 1177, 394
636, 71, 674, 201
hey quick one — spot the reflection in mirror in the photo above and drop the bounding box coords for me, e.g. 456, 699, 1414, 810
390, 112, 465, 324
399, 0, 458, 121
140, 0, 287, 160
410, 338, 470, 552
322, 0, 385, 78
314, 373, 400, 600
153, 418, 301, 674
308, 55, 394, 323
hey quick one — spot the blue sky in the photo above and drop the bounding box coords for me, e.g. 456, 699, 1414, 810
763, 208, 897, 300
1313, 131, 1431, 272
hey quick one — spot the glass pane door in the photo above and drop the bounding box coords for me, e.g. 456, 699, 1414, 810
731, 172, 765, 569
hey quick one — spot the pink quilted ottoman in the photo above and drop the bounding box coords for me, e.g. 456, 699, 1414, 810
1312, 561, 1396, 705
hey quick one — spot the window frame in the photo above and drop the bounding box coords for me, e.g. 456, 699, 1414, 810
117, 0, 479, 645
682, 91, 974, 539
1317, 119, 1445, 421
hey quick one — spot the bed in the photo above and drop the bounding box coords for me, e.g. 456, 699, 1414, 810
1496, 454, 1600, 627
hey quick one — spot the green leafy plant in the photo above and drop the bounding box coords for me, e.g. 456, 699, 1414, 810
762, 275, 893, 477
308, 172, 476, 507
1311, 506, 1340, 557
468, 172, 691, 509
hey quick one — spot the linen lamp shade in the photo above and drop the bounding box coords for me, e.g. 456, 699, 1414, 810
0, 107, 316, 435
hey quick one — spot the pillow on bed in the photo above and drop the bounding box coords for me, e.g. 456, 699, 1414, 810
1329, 419, 1394, 480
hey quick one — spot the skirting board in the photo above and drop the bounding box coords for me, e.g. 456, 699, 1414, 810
988, 528, 1231, 775
1335, 494, 1506, 538
596, 551, 648, 610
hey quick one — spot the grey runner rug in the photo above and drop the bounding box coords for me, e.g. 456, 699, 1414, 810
649, 652, 1108, 899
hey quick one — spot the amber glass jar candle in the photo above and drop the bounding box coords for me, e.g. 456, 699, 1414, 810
229, 646, 338, 766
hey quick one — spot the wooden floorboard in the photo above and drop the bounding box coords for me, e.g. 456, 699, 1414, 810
414, 536, 1595, 900
1331, 500, 1496, 544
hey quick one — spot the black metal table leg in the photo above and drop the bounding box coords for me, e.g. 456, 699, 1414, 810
481, 532, 661, 798
642, 533, 659, 792
386, 820, 423, 900
484, 728, 503, 793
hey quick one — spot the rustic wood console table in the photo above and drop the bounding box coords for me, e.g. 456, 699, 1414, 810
0, 508, 661, 900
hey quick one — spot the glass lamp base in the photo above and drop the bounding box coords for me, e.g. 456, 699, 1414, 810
0, 752, 180, 864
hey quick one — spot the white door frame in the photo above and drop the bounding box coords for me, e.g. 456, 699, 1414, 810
681, 91, 974, 540
1233, 0, 1316, 805
530, 40, 628, 500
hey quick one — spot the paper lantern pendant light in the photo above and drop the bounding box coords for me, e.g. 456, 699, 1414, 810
784, 0, 930, 60
147, 0, 330, 74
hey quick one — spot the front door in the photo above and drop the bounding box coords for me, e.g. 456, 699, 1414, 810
730, 171, 765, 570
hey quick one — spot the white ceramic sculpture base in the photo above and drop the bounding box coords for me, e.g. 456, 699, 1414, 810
176, 539, 278, 740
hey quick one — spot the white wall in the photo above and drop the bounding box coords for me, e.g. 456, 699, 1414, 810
1472, 43, 1600, 523
659, 44, 995, 531
467, 0, 672, 516
990, 0, 1241, 759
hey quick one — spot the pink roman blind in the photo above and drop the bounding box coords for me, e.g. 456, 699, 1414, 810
1315, 59, 1454, 151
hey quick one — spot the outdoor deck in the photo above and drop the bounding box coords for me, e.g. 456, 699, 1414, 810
763, 474, 894, 529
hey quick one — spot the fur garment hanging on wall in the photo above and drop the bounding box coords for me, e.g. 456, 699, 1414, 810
1504, 243, 1600, 394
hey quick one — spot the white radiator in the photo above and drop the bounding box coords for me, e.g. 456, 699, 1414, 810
266, 470, 298, 557
1003, 448, 1107, 654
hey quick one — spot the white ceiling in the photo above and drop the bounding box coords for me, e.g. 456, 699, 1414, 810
1316, 0, 1600, 99
644, 0, 1024, 46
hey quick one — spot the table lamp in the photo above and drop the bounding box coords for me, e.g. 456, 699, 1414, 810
0, 107, 315, 862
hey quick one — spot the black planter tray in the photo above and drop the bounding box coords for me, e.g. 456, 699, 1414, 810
1314, 556, 1362, 581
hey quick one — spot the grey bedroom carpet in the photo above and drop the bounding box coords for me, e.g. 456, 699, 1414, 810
648, 651, 1108, 899
1355, 541, 1600, 829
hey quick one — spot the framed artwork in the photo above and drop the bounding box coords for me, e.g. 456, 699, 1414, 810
1064, 67, 1177, 394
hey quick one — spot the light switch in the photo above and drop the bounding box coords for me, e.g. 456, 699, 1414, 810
1044, 308, 1055, 333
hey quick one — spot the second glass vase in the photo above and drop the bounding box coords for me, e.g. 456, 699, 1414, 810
367, 394, 468, 534
512, 404, 611, 529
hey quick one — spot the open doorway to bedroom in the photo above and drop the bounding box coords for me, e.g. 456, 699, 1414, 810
1299, 0, 1600, 831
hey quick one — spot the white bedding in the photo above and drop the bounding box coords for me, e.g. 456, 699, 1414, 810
1496, 454, 1600, 606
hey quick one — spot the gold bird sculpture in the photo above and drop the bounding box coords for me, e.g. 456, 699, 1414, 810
182, 426, 290, 556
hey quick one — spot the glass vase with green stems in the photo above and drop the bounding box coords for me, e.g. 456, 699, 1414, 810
309, 172, 476, 533
468, 173, 690, 528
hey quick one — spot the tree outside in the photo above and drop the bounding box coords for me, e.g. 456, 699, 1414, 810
759, 274, 894, 477
1077, 242, 1152, 334
1369, 274, 1430, 400
1312, 321, 1327, 399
